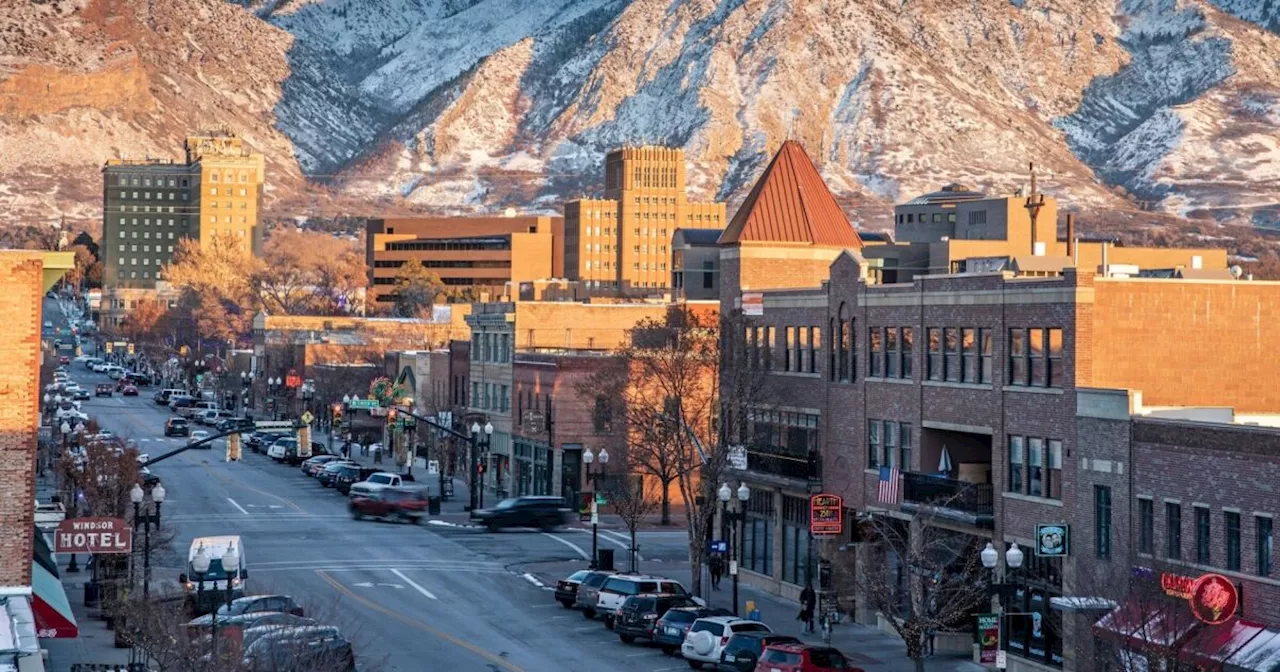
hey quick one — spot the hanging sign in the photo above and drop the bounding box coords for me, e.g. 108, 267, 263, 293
809, 494, 844, 535
977, 613, 1000, 664
1160, 571, 1240, 625
1035, 523, 1069, 557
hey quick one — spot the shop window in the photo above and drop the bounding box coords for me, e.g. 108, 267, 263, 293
1196, 506, 1211, 564
1167, 503, 1182, 560
1139, 499, 1154, 554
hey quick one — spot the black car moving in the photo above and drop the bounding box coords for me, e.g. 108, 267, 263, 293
472, 496, 570, 532
615, 593, 699, 645
332, 465, 378, 495
164, 418, 190, 437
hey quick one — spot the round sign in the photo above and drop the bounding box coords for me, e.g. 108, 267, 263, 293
1189, 573, 1238, 625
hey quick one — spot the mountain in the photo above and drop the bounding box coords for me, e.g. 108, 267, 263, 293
2, 0, 1278, 245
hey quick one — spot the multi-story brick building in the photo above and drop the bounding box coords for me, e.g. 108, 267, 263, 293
101, 132, 265, 326
716, 140, 1280, 671
365, 215, 564, 307
564, 147, 726, 291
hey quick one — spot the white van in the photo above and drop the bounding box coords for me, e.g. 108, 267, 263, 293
181, 535, 247, 611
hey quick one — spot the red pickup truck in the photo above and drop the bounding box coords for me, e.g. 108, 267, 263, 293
349, 488, 428, 523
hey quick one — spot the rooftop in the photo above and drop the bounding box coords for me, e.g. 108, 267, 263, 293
675, 228, 723, 246
902, 183, 988, 206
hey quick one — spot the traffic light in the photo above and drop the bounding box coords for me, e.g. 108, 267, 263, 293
387, 408, 398, 427
226, 432, 242, 462
331, 403, 343, 422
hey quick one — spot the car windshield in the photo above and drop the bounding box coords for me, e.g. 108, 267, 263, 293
762, 649, 803, 664
567, 570, 590, 582
495, 499, 518, 509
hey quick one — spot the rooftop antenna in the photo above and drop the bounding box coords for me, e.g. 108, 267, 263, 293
1024, 162, 1046, 256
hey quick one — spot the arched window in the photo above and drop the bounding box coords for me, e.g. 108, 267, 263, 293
838, 302, 853, 382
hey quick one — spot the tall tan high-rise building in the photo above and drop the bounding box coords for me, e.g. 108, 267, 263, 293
564, 146, 725, 291
186, 133, 266, 257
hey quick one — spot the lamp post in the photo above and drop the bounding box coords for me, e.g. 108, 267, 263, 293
130, 483, 165, 599
582, 448, 610, 570
719, 482, 750, 616
191, 546, 211, 643
469, 421, 494, 511
980, 541, 1025, 657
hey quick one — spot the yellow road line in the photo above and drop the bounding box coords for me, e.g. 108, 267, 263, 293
315, 570, 524, 672
198, 461, 306, 513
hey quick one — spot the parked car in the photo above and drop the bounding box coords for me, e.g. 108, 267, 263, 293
472, 496, 570, 532
347, 472, 402, 498
597, 575, 692, 630
168, 395, 196, 413
652, 606, 735, 656
179, 400, 218, 419
58, 355, 70, 365
349, 487, 428, 523
72, 388, 90, 400
188, 430, 211, 447
754, 643, 859, 672
283, 441, 328, 466
248, 431, 289, 453
165, 417, 191, 437
217, 417, 250, 433
197, 409, 236, 426
242, 626, 354, 672
317, 461, 355, 487
717, 633, 802, 672
682, 616, 772, 669
95, 383, 113, 397
555, 570, 592, 608
615, 593, 699, 644
332, 465, 379, 495
266, 438, 292, 461
186, 611, 314, 640
154, 388, 184, 405
121, 384, 138, 396
187, 595, 305, 627
301, 455, 342, 477
576, 571, 617, 619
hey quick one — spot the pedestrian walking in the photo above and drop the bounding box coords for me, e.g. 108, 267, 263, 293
708, 553, 724, 589
798, 584, 816, 633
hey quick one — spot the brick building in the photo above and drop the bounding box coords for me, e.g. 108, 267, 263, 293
716, 141, 1280, 671
564, 146, 726, 291
365, 214, 563, 306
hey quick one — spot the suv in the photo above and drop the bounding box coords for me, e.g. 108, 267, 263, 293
197, 409, 235, 426
95, 383, 113, 397
681, 616, 771, 669
596, 575, 691, 630
555, 570, 591, 608
756, 643, 859, 672
164, 417, 191, 437
179, 401, 218, 419
574, 571, 615, 617
717, 632, 801, 671
615, 593, 698, 644
154, 388, 184, 405
168, 395, 196, 413
349, 487, 428, 523
318, 461, 356, 487
333, 465, 378, 495
653, 606, 734, 656
472, 496, 569, 532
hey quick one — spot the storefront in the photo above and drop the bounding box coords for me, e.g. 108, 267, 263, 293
1005, 549, 1064, 668
513, 438, 552, 497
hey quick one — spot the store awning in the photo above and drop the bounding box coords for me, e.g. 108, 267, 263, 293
1181, 619, 1268, 671
30, 561, 77, 638
1094, 600, 1198, 653
1225, 631, 1280, 672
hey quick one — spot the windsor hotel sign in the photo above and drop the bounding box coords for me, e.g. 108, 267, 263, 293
54, 517, 132, 554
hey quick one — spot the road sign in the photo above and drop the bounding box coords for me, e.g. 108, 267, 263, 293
727, 445, 748, 470
348, 398, 379, 410
104, 342, 113, 354
300, 411, 315, 425
595, 492, 607, 505
55, 518, 132, 554
427, 460, 439, 475
195, 374, 204, 385
708, 540, 727, 554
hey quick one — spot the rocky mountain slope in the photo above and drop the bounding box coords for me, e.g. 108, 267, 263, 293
2, 0, 1278, 240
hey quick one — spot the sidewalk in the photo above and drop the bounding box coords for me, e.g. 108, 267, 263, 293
523, 558, 984, 672
42, 556, 136, 672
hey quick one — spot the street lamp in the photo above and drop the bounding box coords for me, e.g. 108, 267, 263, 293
130, 483, 165, 599
468, 421, 494, 511
719, 482, 751, 616
582, 448, 610, 570
980, 541, 1025, 658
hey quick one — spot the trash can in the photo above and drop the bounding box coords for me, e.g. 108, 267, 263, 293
428, 496, 441, 516
83, 580, 100, 608
597, 549, 615, 571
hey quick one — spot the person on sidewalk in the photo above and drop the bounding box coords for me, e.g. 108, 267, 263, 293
708, 553, 724, 589
798, 584, 816, 633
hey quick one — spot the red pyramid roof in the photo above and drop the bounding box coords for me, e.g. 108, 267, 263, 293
718, 141, 862, 248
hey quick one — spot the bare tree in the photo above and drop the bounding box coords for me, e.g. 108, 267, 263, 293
1074, 560, 1207, 671
602, 467, 661, 573
852, 510, 989, 672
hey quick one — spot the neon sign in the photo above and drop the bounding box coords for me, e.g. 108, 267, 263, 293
1160, 571, 1239, 624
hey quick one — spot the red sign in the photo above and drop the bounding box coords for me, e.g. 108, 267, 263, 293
810, 494, 844, 535
1160, 572, 1195, 599
1190, 574, 1239, 625
54, 517, 132, 554
285, 370, 303, 389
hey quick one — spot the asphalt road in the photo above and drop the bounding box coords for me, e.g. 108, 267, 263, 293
57, 311, 702, 672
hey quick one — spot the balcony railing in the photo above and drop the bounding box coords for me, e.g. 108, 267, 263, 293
746, 449, 814, 482
902, 472, 994, 526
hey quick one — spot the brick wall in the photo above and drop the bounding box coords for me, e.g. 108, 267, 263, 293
0, 253, 44, 589
1090, 278, 1280, 412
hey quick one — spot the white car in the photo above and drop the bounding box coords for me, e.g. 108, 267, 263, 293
596, 575, 693, 630
188, 430, 211, 447
347, 472, 403, 498
680, 616, 772, 668
266, 437, 292, 461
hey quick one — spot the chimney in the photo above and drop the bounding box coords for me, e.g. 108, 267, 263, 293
1065, 214, 1075, 260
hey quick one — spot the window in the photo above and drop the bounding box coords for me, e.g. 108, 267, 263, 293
1139, 499, 1154, 554
1167, 503, 1182, 560
869, 328, 882, 377
1047, 440, 1062, 500
927, 328, 942, 380
593, 397, 613, 433
901, 327, 913, 379
883, 421, 897, 468
980, 328, 994, 383
885, 327, 899, 378
900, 424, 912, 471
784, 327, 794, 372
944, 328, 959, 382
1258, 517, 1273, 577
1227, 511, 1241, 571
961, 328, 976, 382
1095, 486, 1112, 559
1009, 328, 1063, 388
1048, 328, 1064, 386
764, 326, 775, 371
1008, 436, 1023, 493
868, 421, 881, 469
1196, 507, 1211, 564
1028, 438, 1043, 497
1030, 328, 1046, 386
1009, 328, 1027, 385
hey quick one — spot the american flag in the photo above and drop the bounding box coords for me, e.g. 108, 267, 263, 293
877, 466, 901, 504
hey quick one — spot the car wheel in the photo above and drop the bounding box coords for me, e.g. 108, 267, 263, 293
619, 634, 635, 644
687, 662, 703, 670
486, 523, 500, 533
604, 616, 615, 630
662, 646, 676, 656
558, 599, 573, 608
582, 608, 595, 620
539, 517, 555, 531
